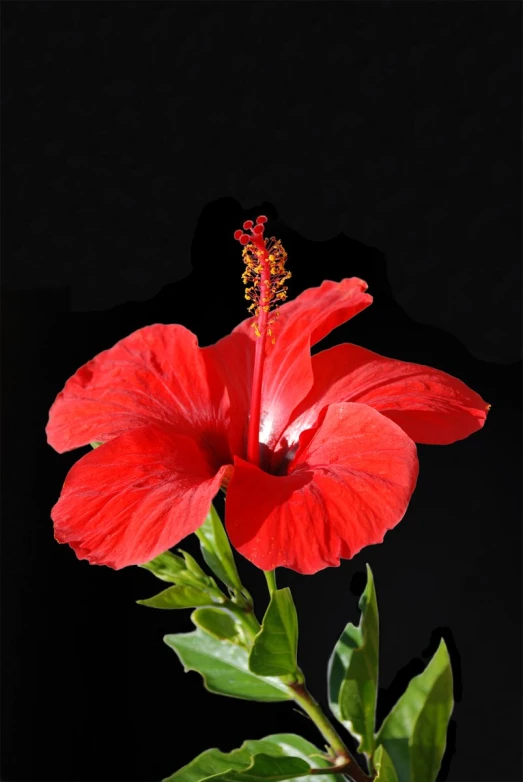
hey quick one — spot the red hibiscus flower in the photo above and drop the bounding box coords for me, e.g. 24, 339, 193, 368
47, 216, 489, 574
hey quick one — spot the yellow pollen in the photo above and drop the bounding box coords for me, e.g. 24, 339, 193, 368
241, 237, 291, 342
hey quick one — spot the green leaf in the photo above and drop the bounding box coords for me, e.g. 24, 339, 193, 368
139, 551, 190, 584
179, 753, 308, 782
327, 564, 379, 755
249, 588, 299, 678
164, 628, 292, 702
163, 733, 347, 782
178, 548, 215, 586
195, 505, 245, 594
375, 639, 453, 782
137, 584, 217, 609
373, 745, 399, 782
90, 441, 103, 448
139, 549, 225, 602
191, 607, 241, 642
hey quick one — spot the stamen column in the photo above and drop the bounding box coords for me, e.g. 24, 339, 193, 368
246, 244, 270, 466
234, 216, 270, 467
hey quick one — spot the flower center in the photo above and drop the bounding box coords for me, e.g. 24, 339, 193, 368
234, 216, 291, 466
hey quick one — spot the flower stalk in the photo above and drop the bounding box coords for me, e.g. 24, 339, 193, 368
264, 569, 277, 595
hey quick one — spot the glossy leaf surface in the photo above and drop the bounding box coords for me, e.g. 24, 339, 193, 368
137, 584, 217, 609
328, 564, 379, 754
373, 745, 399, 782
191, 606, 241, 642
249, 588, 299, 678
164, 628, 292, 702
139, 550, 201, 585
195, 505, 245, 594
376, 640, 453, 782
163, 733, 346, 782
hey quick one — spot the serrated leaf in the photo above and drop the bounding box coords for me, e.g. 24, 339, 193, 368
373, 745, 399, 782
137, 584, 216, 609
376, 639, 453, 782
249, 588, 299, 678
192, 607, 241, 642
195, 505, 246, 594
327, 564, 378, 755
164, 628, 292, 702
163, 733, 347, 782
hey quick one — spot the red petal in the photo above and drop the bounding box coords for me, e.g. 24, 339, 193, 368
225, 403, 418, 574
46, 324, 231, 458
51, 423, 229, 569
284, 343, 489, 447
205, 279, 372, 457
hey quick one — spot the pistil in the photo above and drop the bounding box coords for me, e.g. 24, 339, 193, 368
234, 216, 290, 466
247, 251, 270, 465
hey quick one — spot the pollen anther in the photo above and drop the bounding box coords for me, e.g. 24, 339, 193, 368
234, 216, 291, 343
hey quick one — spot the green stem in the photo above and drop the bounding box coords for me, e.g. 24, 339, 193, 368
257, 546, 369, 777
289, 683, 372, 782
264, 569, 277, 594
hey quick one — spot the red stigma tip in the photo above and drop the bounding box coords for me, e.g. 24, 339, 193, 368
233, 229, 243, 240
239, 234, 250, 245
256, 215, 268, 224
243, 220, 254, 230
253, 224, 264, 235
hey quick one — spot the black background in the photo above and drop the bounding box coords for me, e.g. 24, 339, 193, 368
1, 3, 521, 782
